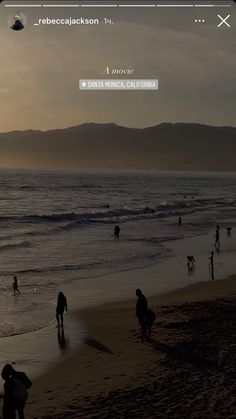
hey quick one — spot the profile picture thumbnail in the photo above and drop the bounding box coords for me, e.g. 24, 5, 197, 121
8, 13, 27, 31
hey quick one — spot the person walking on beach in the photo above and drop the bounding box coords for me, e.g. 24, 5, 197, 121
56, 292, 68, 327
178, 216, 182, 226
1, 363, 32, 419
13, 276, 20, 295
215, 228, 220, 248
114, 225, 120, 239
136, 289, 148, 342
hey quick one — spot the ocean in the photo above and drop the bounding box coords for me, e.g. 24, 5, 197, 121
0, 169, 235, 338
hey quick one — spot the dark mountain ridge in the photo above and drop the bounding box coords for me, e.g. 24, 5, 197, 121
0, 123, 235, 171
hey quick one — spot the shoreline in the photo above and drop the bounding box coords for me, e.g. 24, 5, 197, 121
0, 310, 85, 394
65, 229, 236, 310
26, 273, 236, 418
0, 229, 235, 382
0, 228, 235, 417
1, 226, 235, 338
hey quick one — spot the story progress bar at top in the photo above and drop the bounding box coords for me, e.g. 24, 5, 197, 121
3, 3, 233, 9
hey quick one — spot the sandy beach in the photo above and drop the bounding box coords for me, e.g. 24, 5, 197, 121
23, 273, 236, 419
0, 230, 235, 418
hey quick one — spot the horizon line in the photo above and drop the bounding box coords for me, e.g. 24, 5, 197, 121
0, 121, 235, 136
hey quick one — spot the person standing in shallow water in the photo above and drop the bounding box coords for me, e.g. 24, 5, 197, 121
215, 228, 220, 248
56, 292, 68, 327
114, 225, 120, 239
13, 275, 20, 295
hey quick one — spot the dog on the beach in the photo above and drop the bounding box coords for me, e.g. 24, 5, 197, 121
187, 256, 196, 264
187, 256, 196, 266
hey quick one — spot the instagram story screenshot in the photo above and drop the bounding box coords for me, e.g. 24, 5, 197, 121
0, 1, 235, 418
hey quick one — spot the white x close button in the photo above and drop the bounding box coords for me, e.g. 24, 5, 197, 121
217, 14, 231, 28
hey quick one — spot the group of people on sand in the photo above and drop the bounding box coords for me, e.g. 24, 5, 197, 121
1, 289, 68, 418
0, 364, 32, 419
5, 216, 232, 417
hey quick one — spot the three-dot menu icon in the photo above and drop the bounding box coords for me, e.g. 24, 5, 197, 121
194, 19, 205, 24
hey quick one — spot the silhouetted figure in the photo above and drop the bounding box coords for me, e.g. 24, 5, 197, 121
215, 229, 220, 248
13, 275, 20, 295
56, 292, 68, 327
209, 251, 214, 280
136, 289, 148, 341
1, 364, 32, 419
187, 263, 196, 275
209, 251, 214, 269
187, 256, 196, 269
114, 225, 120, 239
226, 227, 232, 236
11, 15, 24, 31
106, 203, 110, 209
178, 216, 182, 226
143, 309, 156, 340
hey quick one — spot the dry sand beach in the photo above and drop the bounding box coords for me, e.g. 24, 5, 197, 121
25, 274, 236, 419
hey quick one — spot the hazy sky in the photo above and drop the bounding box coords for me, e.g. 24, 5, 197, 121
0, 0, 235, 132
